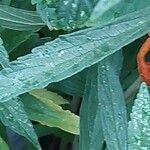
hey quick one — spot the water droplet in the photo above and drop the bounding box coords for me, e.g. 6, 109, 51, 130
72, 3, 77, 8
80, 11, 85, 17
64, 1, 69, 5
58, 50, 65, 57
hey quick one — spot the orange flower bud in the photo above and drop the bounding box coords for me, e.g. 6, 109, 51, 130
137, 38, 150, 84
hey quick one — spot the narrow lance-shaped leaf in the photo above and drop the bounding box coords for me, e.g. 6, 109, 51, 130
0, 38, 41, 149
0, 5, 44, 31
79, 65, 104, 150
21, 93, 79, 135
0, 135, 9, 150
88, 0, 150, 26
34, 0, 99, 30
0, 29, 33, 52
0, 38, 9, 68
0, 8, 149, 102
97, 52, 127, 150
0, 99, 41, 150
49, 71, 86, 97
128, 82, 150, 149
35, 0, 150, 30
30, 89, 69, 105
0, 0, 11, 5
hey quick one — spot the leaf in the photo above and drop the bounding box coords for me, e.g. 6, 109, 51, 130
10, 0, 35, 10
0, 5, 44, 31
97, 52, 127, 150
0, 0, 11, 5
0, 29, 33, 52
0, 8, 150, 103
49, 71, 86, 96
30, 89, 69, 105
0, 136, 9, 150
35, 0, 99, 30
128, 82, 150, 149
35, 0, 150, 30
89, 0, 121, 24
0, 38, 9, 68
79, 65, 104, 150
0, 98, 41, 150
88, 0, 150, 26
21, 93, 79, 135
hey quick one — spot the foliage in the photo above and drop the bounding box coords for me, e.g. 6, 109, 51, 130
0, 0, 149, 150
128, 82, 150, 149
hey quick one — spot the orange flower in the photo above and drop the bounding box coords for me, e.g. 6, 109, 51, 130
137, 38, 150, 84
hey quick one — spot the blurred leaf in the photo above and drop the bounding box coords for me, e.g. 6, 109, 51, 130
89, 0, 121, 24
30, 89, 69, 105
0, 29, 33, 52
128, 82, 150, 149
35, 124, 74, 141
21, 93, 79, 135
0, 99, 41, 150
0, 0, 11, 5
0, 122, 7, 142
79, 65, 104, 150
10, 0, 35, 10
49, 71, 86, 96
0, 5, 44, 31
9, 33, 40, 60
0, 136, 9, 150
0, 38, 9, 68
34, 0, 99, 30
97, 52, 127, 150
88, 0, 150, 26
0, 8, 149, 103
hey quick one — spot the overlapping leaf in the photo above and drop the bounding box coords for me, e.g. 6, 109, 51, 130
0, 38, 9, 67
0, 8, 149, 103
0, 136, 9, 150
0, 5, 44, 31
89, 0, 150, 26
49, 71, 86, 96
34, 0, 150, 30
0, 0, 11, 5
0, 99, 41, 149
0, 38, 41, 149
0, 29, 33, 52
21, 93, 79, 135
34, 0, 99, 30
80, 52, 127, 150
97, 52, 127, 150
79, 65, 104, 150
30, 89, 69, 105
128, 82, 150, 149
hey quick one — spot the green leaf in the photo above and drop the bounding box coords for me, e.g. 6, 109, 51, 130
35, 0, 99, 30
97, 52, 127, 150
0, 98, 41, 150
21, 93, 79, 135
0, 5, 44, 31
79, 65, 104, 150
0, 38, 9, 68
0, 136, 9, 150
30, 89, 69, 105
80, 52, 127, 150
0, 8, 149, 103
128, 82, 150, 149
89, 0, 121, 24
49, 71, 86, 96
88, 0, 150, 26
0, 29, 33, 53
0, 0, 11, 5
10, 0, 35, 10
